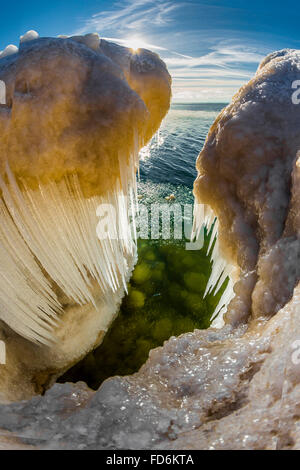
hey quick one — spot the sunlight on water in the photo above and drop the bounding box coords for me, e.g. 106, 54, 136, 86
139, 129, 165, 161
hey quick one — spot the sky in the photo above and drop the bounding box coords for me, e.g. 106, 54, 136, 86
1, 0, 300, 102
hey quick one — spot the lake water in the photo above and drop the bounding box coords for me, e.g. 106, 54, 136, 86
139, 102, 227, 187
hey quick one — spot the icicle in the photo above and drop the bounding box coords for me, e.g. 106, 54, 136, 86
190, 203, 205, 241
204, 205, 215, 231
195, 204, 236, 328
207, 218, 218, 255
210, 277, 235, 328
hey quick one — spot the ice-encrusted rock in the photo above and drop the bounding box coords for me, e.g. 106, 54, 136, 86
0, 31, 171, 401
194, 49, 300, 326
0, 32, 170, 198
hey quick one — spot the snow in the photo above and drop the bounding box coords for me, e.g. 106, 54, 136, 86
19, 30, 39, 43
0, 45, 18, 59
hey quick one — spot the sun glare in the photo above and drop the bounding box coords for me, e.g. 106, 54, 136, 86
124, 36, 147, 51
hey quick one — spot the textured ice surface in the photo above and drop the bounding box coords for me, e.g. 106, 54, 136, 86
0, 286, 298, 450
0, 32, 171, 195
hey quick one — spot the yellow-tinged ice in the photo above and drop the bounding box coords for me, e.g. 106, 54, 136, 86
0, 32, 171, 346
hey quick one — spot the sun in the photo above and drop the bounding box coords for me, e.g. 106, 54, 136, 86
124, 36, 147, 52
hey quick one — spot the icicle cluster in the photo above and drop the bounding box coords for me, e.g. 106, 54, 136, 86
193, 203, 235, 328
0, 144, 139, 344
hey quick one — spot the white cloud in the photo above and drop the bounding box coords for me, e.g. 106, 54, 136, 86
172, 86, 237, 103
164, 44, 264, 69
74, 0, 183, 36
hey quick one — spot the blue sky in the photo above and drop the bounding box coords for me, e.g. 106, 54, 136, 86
1, 0, 300, 102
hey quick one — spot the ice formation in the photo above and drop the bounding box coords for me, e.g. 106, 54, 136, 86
194, 49, 300, 327
0, 31, 171, 399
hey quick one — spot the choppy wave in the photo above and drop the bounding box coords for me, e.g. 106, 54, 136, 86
139, 103, 227, 188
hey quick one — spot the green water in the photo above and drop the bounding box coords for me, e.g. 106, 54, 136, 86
59, 182, 226, 390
